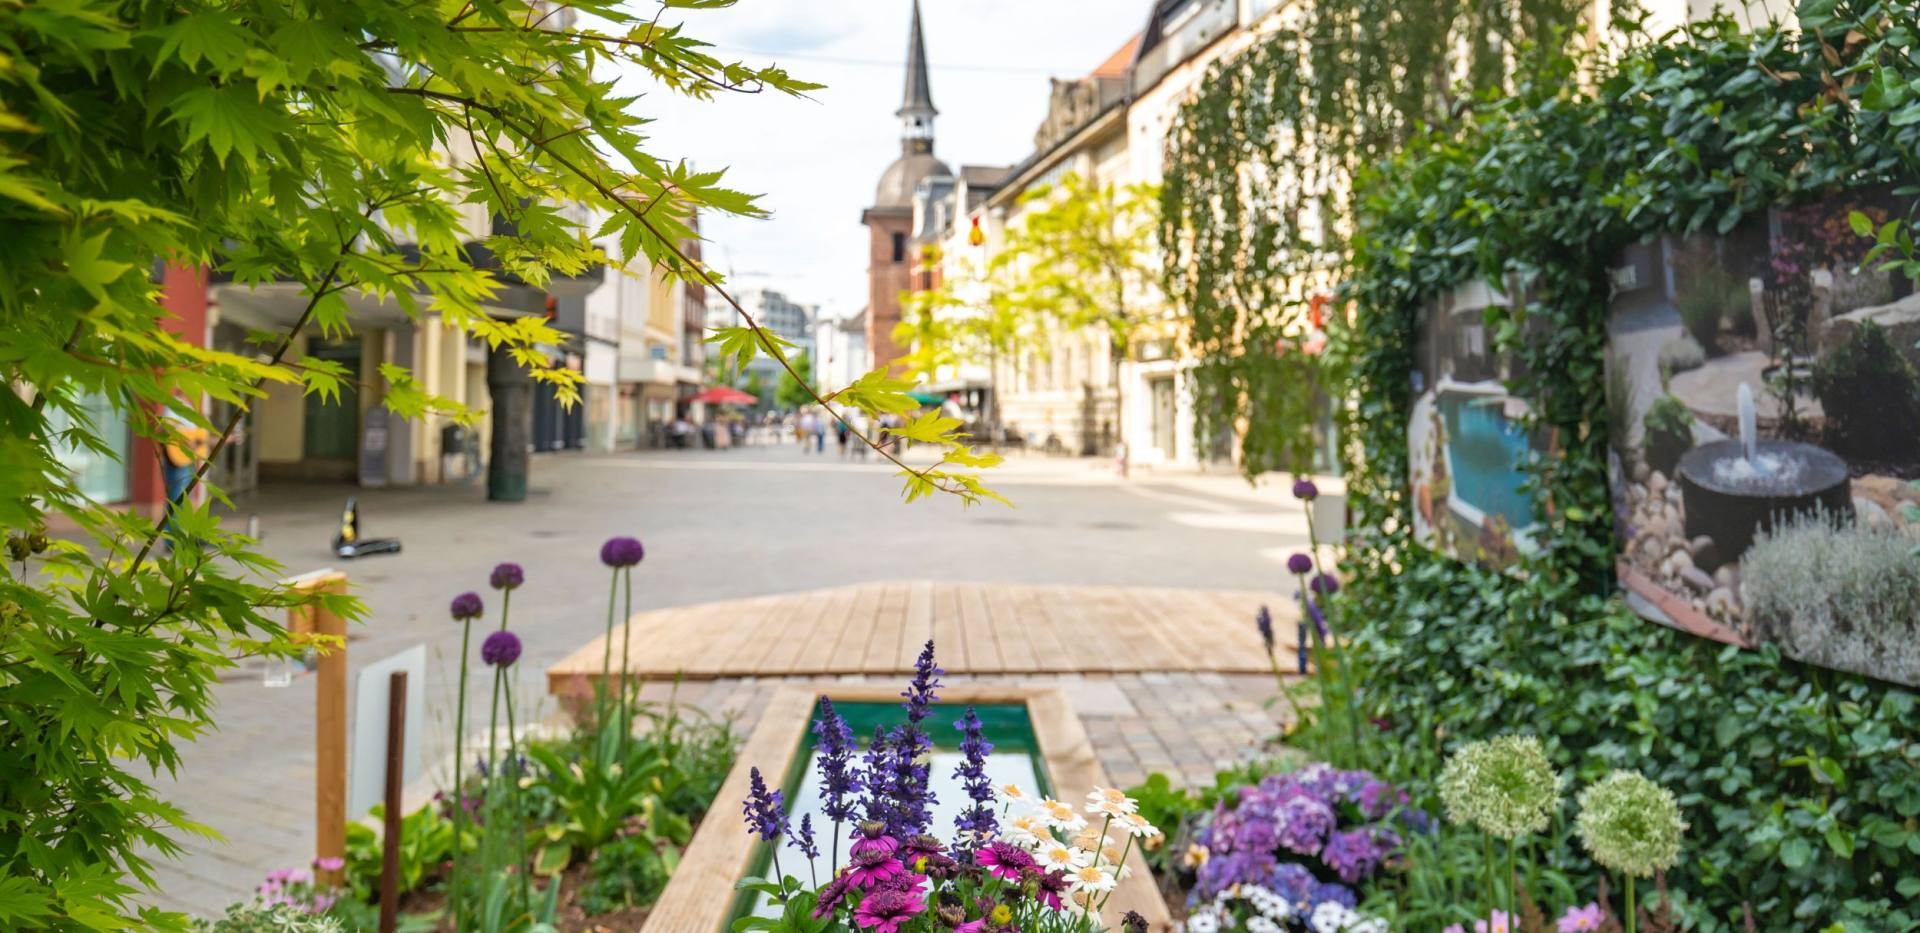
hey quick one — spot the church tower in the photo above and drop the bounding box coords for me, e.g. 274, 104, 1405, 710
861, 0, 951, 374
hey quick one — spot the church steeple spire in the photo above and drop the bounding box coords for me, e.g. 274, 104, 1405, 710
896, 0, 936, 155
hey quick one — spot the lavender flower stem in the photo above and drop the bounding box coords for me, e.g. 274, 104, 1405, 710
450, 616, 473, 933
504, 682, 530, 915
599, 569, 617, 698
619, 566, 634, 756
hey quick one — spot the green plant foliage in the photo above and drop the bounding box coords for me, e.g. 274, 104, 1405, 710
1315, 6, 1920, 931
1810, 320, 1920, 461
1158, 0, 1591, 475
341, 802, 455, 906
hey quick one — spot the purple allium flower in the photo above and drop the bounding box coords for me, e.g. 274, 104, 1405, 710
1255, 605, 1275, 653
1310, 572, 1340, 596
479, 630, 521, 667
1286, 552, 1313, 575
1321, 829, 1385, 884
974, 841, 1035, 881
1292, 478, 1319, 501
599, 535, 645, 568
489, 562, 524, 591
792, 813, 819, 861
813, 697, 861, 824
449, 591, 484, 621
1275, 795, 1335, 855
742, 766, 788, 842
952, 706, 997, 846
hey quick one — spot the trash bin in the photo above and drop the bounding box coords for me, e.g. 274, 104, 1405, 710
440, 424, 467, 481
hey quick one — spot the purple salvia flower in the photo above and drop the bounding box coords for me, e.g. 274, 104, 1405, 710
1292, 478, 1319, 501
1297, 621, 1309, 673
813, 697, 860, 824
599, 535, 645, 568
792, 813, 819, 861
1286, 552, 1313, 575
479, 630, 521, 667
1255, 605, 1274, 654
952, 706, 996, 848
742, 766, 788, 842
489, 562, 524, 591
859, 725, 895, 827
902, 640, 942, 725
1305, 594, 1329, 640
450, 591, 484, 621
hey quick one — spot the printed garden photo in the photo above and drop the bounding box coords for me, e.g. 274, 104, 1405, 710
1606, 185, 1920, 686
1409, 280, 1552, 571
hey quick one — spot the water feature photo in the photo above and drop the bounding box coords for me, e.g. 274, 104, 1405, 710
1408, 279, 1552, 573
1605, 186, 1920, 687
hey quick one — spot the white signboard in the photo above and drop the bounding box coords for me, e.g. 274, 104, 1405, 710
348, 644, 426, 817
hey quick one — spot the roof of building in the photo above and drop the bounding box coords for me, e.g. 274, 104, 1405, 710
1090, 33, 1142, 78
959, 165, 1014, 189
896, 0, 936, 119
875, 152, 952, 210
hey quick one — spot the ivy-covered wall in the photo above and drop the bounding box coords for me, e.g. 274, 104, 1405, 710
1334, 9, 1920, 931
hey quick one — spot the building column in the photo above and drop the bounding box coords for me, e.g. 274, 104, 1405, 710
486, 345, 531, 502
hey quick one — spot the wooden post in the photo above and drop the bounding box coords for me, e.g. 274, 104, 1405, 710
379, 670, 408, 933
294, 571, 350, 888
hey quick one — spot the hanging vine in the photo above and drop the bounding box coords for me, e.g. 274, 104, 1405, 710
1159, 0, 1595, 475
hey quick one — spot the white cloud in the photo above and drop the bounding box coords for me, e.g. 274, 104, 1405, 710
621, 1, 1143, 317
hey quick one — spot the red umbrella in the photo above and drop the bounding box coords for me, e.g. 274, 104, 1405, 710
687, 386, 758, 405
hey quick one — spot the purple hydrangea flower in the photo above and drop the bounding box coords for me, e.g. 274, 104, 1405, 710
1275, 795, 1335, 855
479, 630, 521, 667
1321, 829, 1384, 883
1270, 862, 1318, 907
1286, 552, 1313, 575
1292, 478, 1319, 501
742, 766, 788, 842
599, 536, 645, 568
1255, 605, 1275, 653
1311, 881, 1357, 909
1354, 779, 1409, 820
489, 562, 524, 591
449, 591, 484, 621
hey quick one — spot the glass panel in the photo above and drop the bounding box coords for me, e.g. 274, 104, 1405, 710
50, 391, 131, 503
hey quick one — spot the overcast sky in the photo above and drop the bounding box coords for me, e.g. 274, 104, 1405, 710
629, 1, 1144, 318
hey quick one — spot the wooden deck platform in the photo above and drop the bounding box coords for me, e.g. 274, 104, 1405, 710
546, 580, 1293, 695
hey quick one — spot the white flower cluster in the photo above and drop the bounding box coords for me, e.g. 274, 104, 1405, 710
996, 782, 1162, 900
1183, 885, 1390, 933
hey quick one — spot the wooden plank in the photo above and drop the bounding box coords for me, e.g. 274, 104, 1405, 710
293, 571, 349, 887
897, 580, 935, 670
1106, 587, 1184, 670
1194, 588, 1275, 670
1041, 583, 1112, 673
983, 583, 1041, 672
756, 588, 832, 675
1014, 582, 1071, 672
864, 581, 911, 673
955, 582, 1001, 673
929, 582, 964, 674
1074, 584, 1154, 671
838, 583, 885, 674
707, 596, 786, 676
793, 583, 862, 673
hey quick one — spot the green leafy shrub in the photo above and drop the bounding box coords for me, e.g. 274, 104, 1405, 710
1641, 395, 1695, 477
1811, 320, 1920, 461
340, 802, 455, 905
194, 904, 343, 933
1743, 511, 1920, 686
1672, 252, 1746, 355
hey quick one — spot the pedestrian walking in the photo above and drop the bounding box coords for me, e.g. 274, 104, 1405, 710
834, 413, 850, 458
811, 409, 826, 453
161, 402, 214, 553
798, 410, 817, 452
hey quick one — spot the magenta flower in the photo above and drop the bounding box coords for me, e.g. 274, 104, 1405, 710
489, 562, 524, 591
599, 536, 644, 568
1557, 903, 1606, 932
480, 630, 521, 667
974, 840, 1035, 881
811, 873, 856, 918
449, 592, 483, 621
852, 884, 926, 933
312, 856, 345, 873
850, 826, 899, 860
845, 845, 906, 889
1476, 910, 1515, 933
1033, 867, 1071, 910
1444, 926, 1467, 933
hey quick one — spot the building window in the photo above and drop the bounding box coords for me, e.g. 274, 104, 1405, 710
891, 233, 906, 263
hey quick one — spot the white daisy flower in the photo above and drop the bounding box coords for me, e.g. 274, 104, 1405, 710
1038, 797, 1088, 832
1118, 811, 1161, 838
1247, 917, 1280, 933
1033, 841, 1082, 871
997, 781, 1029, 804
1186, 914, 1221, 933
1068, 862, 1116, 894
1001, 813, 1047, 845
1084, 786, 1138, 816
1310, 902, 1356, 933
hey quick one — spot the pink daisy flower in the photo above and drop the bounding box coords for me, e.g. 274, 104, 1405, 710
852, 885, 926, 933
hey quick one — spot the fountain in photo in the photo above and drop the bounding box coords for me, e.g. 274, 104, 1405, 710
1676, 383, 1852, 570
